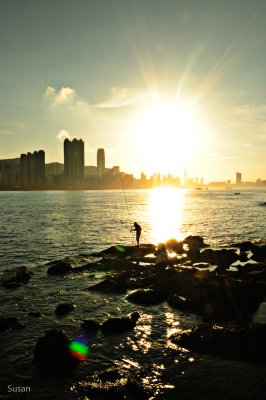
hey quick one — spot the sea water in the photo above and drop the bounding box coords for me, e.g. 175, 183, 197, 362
0, 189, 265, 399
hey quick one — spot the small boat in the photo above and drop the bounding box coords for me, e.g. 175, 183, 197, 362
235, 192, 240, 195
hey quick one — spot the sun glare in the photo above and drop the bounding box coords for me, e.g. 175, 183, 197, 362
134, 97, 203, 175
148, 186, 185, 243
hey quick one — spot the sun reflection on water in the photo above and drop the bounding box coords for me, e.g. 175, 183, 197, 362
148, 187, 186, 244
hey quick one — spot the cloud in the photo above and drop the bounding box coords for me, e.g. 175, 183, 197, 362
95, 87, 151, 109
56, 129, 71, 142
16, 121, 27, 129
44, 86, 77, 104
0, 129, 14, 135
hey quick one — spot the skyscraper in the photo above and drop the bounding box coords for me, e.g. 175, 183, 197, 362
236, 172, 242, 185
20, 150, 45, 186
64, 138, 84, 183
97, 148, 105, 176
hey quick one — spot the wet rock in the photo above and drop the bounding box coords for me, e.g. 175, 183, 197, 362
200, 249, 216, 264
81, 319, 101, 333
28, 311, 42, 318
34, 329, 78, 373
232, 241, 253, 252
215, 249, 239, 270
0, 316, 25, 331
2, 266, 33, 287
238, 262, 266, 274
170, 322, 266, 362
101, 312, 140, 334
87, 277, 127, 294
127, 289, 166, 305
251, 245, 266, 262
167, 276, 265, 322
55, 303, 75, 315
167, 294, 197, 314
2, 281, 22, 289
74, 367, 152, 400
238, 252, 249, 262
99, 244, 156, 258
184, 235, 209, 249
47, 261, 72, 275
126, 376, 151, 399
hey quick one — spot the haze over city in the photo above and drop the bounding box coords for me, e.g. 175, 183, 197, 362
1, 0, 266, 183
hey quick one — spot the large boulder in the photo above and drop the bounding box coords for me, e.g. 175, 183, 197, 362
183, 236, 209, 249
2, 266, 33, 287
34, 329, 78, 373
101, 312, 140, 335
170, 322, 266, 362
251, 245, 266, 262
0, 316, 24, 331
55, 303, 75, 315
167, 277, 265, 322
87, 277, 127, 294
47, 261, 72, 275
126, 289, 166, 305
81, 319, 101, 333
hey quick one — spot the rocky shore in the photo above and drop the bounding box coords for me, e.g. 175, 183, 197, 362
1, 236, 266, 398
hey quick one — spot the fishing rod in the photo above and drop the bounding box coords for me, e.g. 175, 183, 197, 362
120, 173, 135, 244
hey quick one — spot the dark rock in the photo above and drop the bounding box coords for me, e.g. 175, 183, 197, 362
47, 261, 72, 275
81, 319, 101, 333
214, 249, 239, 270
200, 249, 216, 264
0, 316, 25, 331
55, 303, 75, 315
87, 278, 126, 294
238, 252, 249, 262
28, 311, 42, 318
167, 276, 265, 322
101, 312, 140, 335
2, 281, 22, 289
251, 245, 266, 262
167, 294, 197, 313
127, 289, 166, 305
232, 241, 253, 252
34, 329, 78, 373
126, 376, 151, 399
2, 266, 33, 287
183, 235, 209, 249
238, 262, 266, 274
170, 322, 266, 362
99, 244, 156, 258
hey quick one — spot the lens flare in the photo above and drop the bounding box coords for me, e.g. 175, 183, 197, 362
69, 338, 90, 360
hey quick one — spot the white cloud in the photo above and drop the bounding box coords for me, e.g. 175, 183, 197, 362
0, 129, 14, 135
56, 129, 71, 142
95, 87, 151, 109
44, 86, 77, 104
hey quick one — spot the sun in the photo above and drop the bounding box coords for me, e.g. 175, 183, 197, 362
134, 97, 203, 175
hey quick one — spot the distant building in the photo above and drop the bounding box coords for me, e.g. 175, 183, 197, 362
0, 158, 20, 186
97, 148, 105, 176
64, 138, 84, 183
236, 172, 242, 185
20, 151, 45, 186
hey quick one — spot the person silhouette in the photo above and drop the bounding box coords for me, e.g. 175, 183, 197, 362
131, 222, 142, 246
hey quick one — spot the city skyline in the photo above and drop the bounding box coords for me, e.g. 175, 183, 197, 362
0, 141, 265, 188
1, 0, 266, 182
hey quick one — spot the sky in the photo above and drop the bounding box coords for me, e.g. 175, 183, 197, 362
0, 0, 266, 182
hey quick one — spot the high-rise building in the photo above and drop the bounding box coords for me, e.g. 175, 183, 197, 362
0, 158, 20, 186
64, 138, 84, 183
97, 148, 105, 176
20, 151, 45, 186
236, 172, 242, 185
